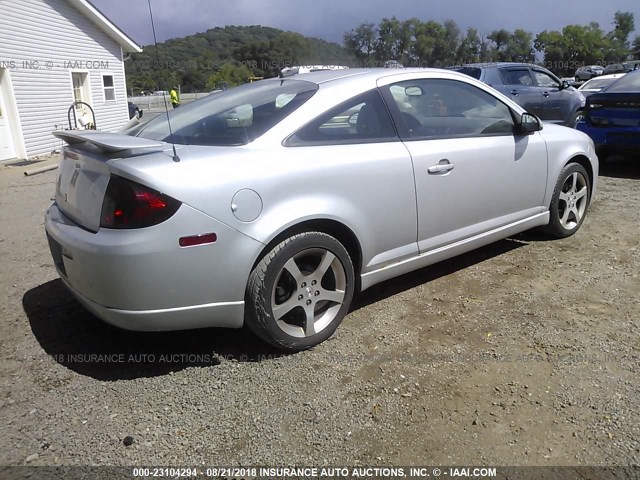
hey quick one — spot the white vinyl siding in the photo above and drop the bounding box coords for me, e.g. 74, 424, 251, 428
0, 0, 131, 158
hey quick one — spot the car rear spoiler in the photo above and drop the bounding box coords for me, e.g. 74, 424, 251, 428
52, 131, 165, 154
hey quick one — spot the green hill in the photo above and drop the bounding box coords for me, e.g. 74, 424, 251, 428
126, 25, 355, 94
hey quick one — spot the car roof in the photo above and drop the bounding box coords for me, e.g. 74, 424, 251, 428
597, 73, 626, 80
242, 67, 529, 145
276, 68, 372, 84
458, 62, 542, 69
270, 67, 466, 85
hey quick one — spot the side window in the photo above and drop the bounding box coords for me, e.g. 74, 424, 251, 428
384, 79, 515, 139
287, 90, 396, 145
532, 70, 559, 88
500, 69, 534, 86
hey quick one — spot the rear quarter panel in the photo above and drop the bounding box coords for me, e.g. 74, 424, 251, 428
109, 141, 419, 276
110, 76, 423, 276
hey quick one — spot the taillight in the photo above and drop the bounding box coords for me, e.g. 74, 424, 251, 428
100, 176, 181, 229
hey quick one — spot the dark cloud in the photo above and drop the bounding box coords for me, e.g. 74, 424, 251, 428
92, 0, 639, 47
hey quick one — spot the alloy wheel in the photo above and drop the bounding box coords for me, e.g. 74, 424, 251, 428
270, 248, 347, 338
558, 171, 588, 230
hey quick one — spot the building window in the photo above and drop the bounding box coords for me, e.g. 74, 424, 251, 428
103, 75, 115, 101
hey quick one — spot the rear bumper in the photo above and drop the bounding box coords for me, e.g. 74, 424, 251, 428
577, 122, 640, 153
60, 274, 245, 331
45, 202, 263, 331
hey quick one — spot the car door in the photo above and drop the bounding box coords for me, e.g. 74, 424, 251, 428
497, 67, 544, 118
379, 76, 548, 254
284, 88, 419, 273
532, 68, 571, 123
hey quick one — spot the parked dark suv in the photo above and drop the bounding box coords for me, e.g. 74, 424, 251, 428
449, 63, 586, 127
603, 61, 640, 75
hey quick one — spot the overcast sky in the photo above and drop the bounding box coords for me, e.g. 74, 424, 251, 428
91, 0, 639, 47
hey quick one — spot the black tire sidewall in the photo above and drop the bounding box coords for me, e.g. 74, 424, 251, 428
547, 163, 591, 238
570, 109, 583, 129
247, 232, 355, 351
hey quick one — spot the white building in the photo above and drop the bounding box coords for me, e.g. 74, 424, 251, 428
0, 0, 141, 161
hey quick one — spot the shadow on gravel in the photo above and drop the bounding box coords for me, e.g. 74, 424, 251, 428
25, 238, 530, 380
599, 155, 640, 180
23, 280, 283, 381
352, 238, 526, 312
510, 229, 558, 243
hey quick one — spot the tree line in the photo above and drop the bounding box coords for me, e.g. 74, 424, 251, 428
125, 13, 639, 94
343, 12, 638, 75
125, 25, 352, 94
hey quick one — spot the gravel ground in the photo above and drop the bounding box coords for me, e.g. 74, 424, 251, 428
0, 155, 638, 468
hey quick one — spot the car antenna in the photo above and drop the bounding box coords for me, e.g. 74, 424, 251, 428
147, 0, 180, 162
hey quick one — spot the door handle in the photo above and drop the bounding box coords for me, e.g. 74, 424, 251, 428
510, 89, 519, 96
428, 163, 455, 174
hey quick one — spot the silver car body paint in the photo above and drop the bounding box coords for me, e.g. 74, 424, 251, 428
45, 69, 598, 331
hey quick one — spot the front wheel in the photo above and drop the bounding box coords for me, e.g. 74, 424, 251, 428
542, 163, 591, 238
245, 232, 355, 351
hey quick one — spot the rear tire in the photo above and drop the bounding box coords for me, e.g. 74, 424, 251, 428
245, 232, 355, 352
542, 163, 591, 238
569, 109, 584, 128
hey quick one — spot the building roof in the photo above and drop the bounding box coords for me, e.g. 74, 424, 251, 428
68, 0, 142, 53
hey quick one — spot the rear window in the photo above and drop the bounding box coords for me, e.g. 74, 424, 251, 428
449, 67, 482, 80
136, 80, 318, 146
604, 72, 640, 93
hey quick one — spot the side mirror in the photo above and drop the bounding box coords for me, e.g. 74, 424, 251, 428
348, 112, 359, 126
516, 113, 542, 134
561, 80, 571, 89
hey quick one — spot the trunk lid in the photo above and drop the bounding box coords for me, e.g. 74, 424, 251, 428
52, 131, 165, 232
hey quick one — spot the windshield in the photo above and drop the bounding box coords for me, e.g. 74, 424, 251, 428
136, 79, 318, 146
604, 71, 640, 93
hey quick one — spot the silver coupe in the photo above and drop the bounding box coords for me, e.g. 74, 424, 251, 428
46, 68, 598, 351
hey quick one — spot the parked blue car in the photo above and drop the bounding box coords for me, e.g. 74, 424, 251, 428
577, 70, 640, 157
